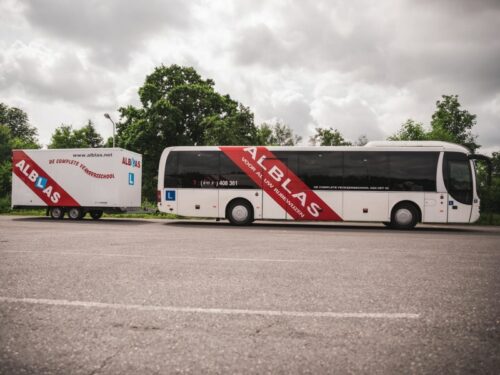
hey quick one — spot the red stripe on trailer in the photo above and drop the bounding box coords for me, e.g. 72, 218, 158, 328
219, 146, 342, 221
12, 150, 80, 207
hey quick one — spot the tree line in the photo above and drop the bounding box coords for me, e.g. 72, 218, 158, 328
1, 65, 499, 219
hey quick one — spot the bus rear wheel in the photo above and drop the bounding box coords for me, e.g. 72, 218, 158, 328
390, 203, 418, 230
227, 200, 253, 226
49, 207, 65, 220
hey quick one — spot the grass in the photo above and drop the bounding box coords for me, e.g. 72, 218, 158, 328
0, 207, 178, 220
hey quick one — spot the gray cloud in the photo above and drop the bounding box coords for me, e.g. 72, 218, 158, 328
0, 0, 498, 150
0, 42, 114, 109
231, 0, 500, 97
228, 0, 500, 148
23, 0, 194, 67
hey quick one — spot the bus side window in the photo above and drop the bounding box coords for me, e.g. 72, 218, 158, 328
164, 151, 180, 188
344, 152, 389, 189
177, 151, 219, 188
389, 152, 439, 191
296, 151, 343, 190
219, 153, 258, 189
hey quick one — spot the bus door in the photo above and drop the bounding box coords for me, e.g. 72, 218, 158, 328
443, 152, 473, 223
176, 151, 219, 218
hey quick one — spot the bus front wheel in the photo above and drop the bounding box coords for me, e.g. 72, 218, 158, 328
227, 200, 254, 226
390, 203, 418, 230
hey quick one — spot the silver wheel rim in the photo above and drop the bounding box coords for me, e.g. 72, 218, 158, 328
232, 205, 249, 222
395, 208, 413, 226
68, 208, 80, 219
52, 208, 62, 218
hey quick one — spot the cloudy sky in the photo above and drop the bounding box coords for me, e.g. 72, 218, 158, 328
1, 0, 499, 152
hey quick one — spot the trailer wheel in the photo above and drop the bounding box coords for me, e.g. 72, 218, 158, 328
49, 207, 65, 220
68, 207, 83, 220
89, 210, 103, 220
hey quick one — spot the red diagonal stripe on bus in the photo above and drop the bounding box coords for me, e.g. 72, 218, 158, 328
219, 146, 342, 221
12, 150, 80, 207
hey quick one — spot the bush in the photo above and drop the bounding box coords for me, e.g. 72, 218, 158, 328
0, 194, 11, 213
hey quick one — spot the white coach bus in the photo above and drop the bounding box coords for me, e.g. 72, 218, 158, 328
157, 141, 487, 229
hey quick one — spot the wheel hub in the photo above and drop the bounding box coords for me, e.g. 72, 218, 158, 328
232, 205, 249, 222
395, 208, 412, 225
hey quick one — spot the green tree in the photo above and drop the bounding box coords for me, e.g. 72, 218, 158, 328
430, 95, 479, 152
118, 64, 258, 201
0, 103, 38, 144
256, 122, 302, 146
476, 151, 500, 222
388, 95, 479, 153
203, 105, 256, 146
48, 121, 103, 149
310, 127, 351, 146
0, 104, 39, 207
388, 119, 429, 141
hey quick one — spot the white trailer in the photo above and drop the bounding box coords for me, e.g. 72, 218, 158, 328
11, 148, 142, 220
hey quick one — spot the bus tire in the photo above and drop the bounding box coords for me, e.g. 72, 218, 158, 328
49, 207, 65, 220
391, 203, 418, 230
89, 210, 103, 220
227, 200, 254, 226
68, 207, 83, 220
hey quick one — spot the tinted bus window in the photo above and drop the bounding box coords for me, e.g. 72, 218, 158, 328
273, 151, 299, 177
164, 151, 180, 188
443, 152, 472, 204
178, 151, 219, 188
343, 152, 389, 190
220, 153, 259, 189
389, 152, 439, 191
297, 151, 343, 190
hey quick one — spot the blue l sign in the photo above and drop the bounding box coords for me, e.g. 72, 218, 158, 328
35, 176, 47, 189
128, 173, 135, 185
166, 190, 176, 201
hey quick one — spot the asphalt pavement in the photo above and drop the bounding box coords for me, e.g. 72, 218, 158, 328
0, 216, 499, 374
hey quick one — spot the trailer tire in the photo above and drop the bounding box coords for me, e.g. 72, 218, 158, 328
89, 210, 103, 220
49, 207, 65, 220
68, 207, 83, 220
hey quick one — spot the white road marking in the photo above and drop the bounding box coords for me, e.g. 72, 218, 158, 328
0, 250, 316, 263
0, 296, 420, 319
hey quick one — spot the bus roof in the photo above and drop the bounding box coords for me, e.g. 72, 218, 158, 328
365, 141, 470, 153
163, 141, 470, 154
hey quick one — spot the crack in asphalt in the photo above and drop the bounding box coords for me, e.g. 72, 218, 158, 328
88, 347, 122, 375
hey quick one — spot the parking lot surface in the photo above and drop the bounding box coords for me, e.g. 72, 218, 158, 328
0, 216, 499, 374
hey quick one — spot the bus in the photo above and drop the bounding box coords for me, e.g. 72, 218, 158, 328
157, 141, 489, 229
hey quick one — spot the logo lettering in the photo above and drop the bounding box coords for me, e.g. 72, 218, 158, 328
220, 146, 342, 221
12, 151, 80, 207
122, 157, 141, 168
